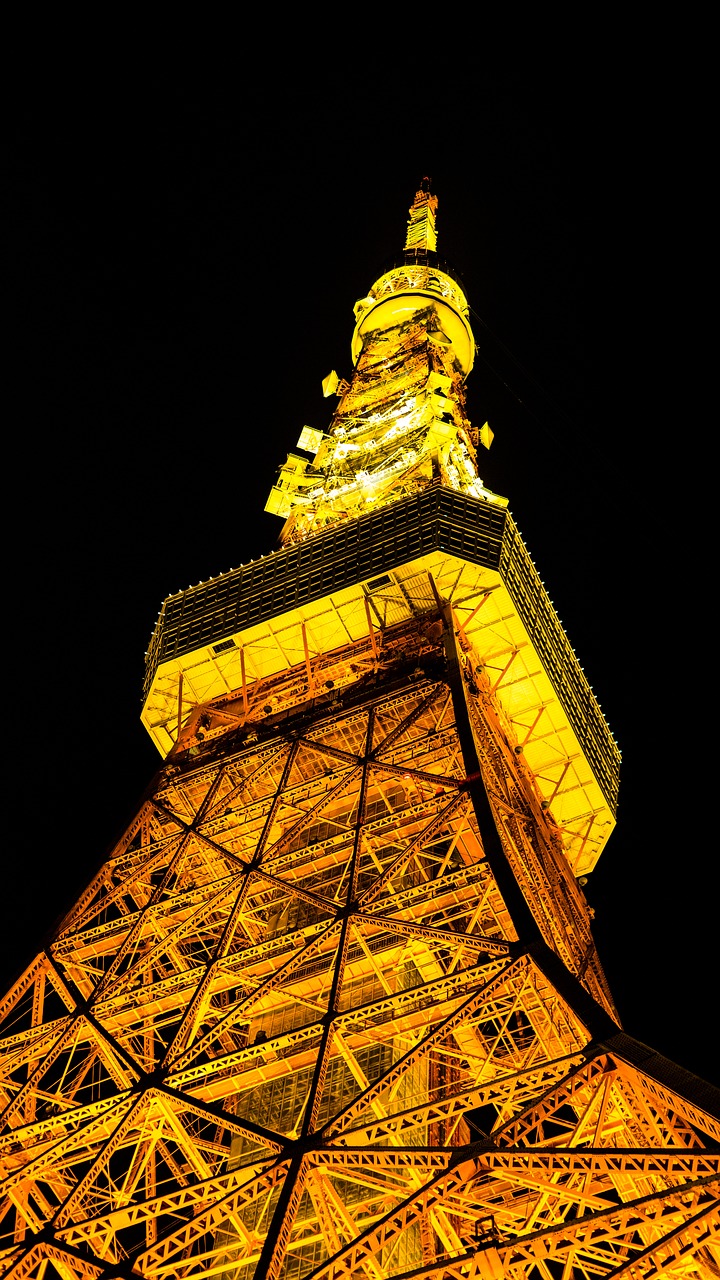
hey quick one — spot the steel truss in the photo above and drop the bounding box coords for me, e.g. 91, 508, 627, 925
1, 612, 718, 1279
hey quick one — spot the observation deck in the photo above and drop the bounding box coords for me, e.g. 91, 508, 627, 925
142, 482, 619, 876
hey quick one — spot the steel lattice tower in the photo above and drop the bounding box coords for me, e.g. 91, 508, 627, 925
2, 183, 719, 1279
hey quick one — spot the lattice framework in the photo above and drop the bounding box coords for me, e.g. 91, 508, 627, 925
2, 613, 718, 1279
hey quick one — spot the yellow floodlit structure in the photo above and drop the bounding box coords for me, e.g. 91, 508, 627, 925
2, 183, 718, 1280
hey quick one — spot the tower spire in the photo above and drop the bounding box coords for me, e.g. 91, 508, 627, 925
404, 177, 438, 254
263, 183, 498, 544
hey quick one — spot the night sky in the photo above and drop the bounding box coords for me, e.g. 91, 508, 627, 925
7, 69, 715, 1085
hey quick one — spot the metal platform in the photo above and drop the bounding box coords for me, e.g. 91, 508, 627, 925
143, 484, 619, 848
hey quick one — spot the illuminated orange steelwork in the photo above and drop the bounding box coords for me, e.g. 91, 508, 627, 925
1, 184, 718, 1279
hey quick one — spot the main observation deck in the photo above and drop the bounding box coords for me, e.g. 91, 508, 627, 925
142, 484, 619, 876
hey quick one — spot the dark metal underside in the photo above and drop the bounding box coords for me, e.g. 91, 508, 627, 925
144, 483, 619, 811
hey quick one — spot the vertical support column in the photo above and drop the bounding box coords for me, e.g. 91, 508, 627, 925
364, 598, 379, 660
240, 648, 248, 716
176, 673, 184, 741
301, 622, 313, 691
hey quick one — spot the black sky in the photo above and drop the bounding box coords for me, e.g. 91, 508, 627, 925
6, 68, 715, 1084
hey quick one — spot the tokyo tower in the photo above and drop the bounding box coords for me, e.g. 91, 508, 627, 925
1, 182, 718, 1279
